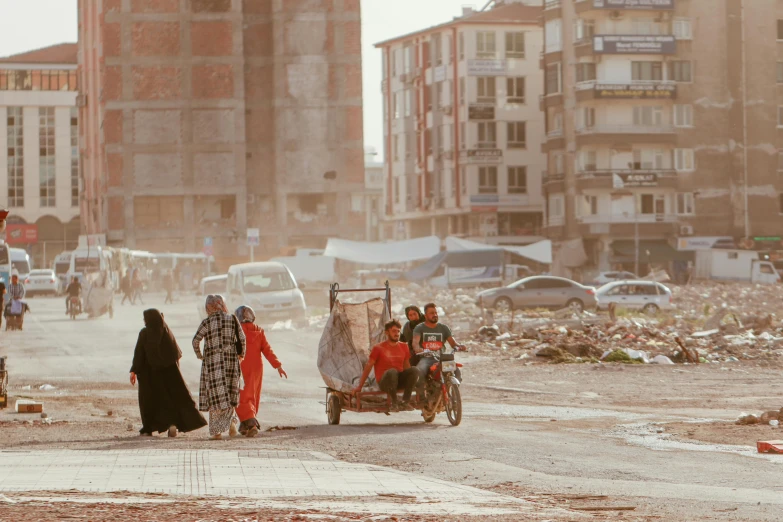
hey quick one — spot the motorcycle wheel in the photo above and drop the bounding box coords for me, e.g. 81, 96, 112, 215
445, 384, 462, 426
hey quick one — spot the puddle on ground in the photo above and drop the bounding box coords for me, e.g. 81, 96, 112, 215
609, 422, 783, 464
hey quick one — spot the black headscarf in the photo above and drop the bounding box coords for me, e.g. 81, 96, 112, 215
142, 309, 182, 369
401, 305, 424, 343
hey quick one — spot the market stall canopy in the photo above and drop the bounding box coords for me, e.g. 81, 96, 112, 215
445, 236, 552, 265
404, 249, 504, 282
324, 236, 440, 265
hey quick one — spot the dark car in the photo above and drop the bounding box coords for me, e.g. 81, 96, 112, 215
475, 276, 597, 313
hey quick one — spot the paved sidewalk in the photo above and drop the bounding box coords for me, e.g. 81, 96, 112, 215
0, 449, 564, 517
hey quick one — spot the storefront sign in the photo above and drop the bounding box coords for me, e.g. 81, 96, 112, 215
594, 83, 676, 99
593, 0, 674, 9
594, 35, 676, 55
461, 149, 503, 164
676, 237, 735, 251
468, 105, 495, 120
5, 224, 37, 244
612, 172, 658, 188
467, 59, 507, 76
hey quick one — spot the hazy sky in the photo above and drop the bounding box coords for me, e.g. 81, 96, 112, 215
0, 0, 474, 159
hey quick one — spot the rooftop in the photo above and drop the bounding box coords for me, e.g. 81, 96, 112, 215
0, 43, 78, 65
374, 3, 542, 47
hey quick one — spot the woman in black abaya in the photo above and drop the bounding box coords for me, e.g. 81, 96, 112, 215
130, 309, 207, 436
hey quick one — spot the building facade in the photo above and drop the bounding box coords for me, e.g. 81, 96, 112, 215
542, 0, 783, 276
0, 44, 82, 267
78, 0, 365, 257
376, 1, 546, 245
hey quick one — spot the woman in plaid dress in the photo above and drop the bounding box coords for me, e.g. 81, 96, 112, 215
192, 295, 247, 439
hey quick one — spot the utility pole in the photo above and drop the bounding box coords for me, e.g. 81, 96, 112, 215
634, 216, 639, 276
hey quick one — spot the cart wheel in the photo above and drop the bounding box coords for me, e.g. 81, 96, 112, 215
327, 394, 341, 425
445, 384, 462, 427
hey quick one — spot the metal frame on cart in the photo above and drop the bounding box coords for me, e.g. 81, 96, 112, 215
324, 281, 423, 423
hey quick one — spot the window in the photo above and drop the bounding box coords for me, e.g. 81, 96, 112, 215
632, 17, 663, 35
393, 135, 399, 161
446, 34, 453, 64
553, 112, 564, 133
676, 193, 694, 215
778, 20, 783, 40
546, 63, 562, 95
406, 132, 413, 157
477, 121, 497, 148
403, 44, 413, 74
506, 77, 525, 104
391, 48, 397, 77
7, 107, 24, 207
580, 150, 597, 172
436, 125, 443, 154
459, 32, 464, 60
633, 149, 665, 170
632, 61, 663, 81
633, 106, 663, 126
639, 194, 666, 215
580, 195, 598, 216
505, 31, 525, 58
778, 106, 783, 127
425, 128, 432, 156
778, 151, 783, 171
778, 63, 783, 84
549, 195, 565, 219
393, 92, 400, 119
404, 90, 411, 117
545, 19, 562, 53
460, 122, 466, 150
435, 81, 443, 108
477, 77, 496, 103
507, 122, 526, 149
70, 108, 79, 207
478, 166, 498, 194
675, 148, 695, 171
780, 194, 783, 214
508, 167, 527, 194
459, 77, 465, 105
577, 107, 595, 129
576, 62, 596, 83
450, 168, 456, 196
476, 31, 496, 58
674, 104, 693, 127
0, 69, 78, 91
432, 34, 442, 66
552, 153, 565, 175
39, 107, 56, 207
673, 19, 692, 40
669, 61, 692, 82
394, 178, 400, 204
574, 19, 595, 42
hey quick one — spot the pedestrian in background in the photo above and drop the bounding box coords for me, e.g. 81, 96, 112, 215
130, 309, 206, 437
192, 295, 246, 440
132, 268, 144, 305
234, 305, 287, 437
163, 270, 175, 304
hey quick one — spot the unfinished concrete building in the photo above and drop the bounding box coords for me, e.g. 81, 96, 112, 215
78, 0, 365, 257
542, 0, 783, 278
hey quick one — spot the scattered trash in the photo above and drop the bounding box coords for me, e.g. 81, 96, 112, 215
0, 494, 16, 504
771, 420, 779, 428
757, 440, 783, 454
40, 412, 48, 419
265, 425, 297, 432
15, 400, 43, 413
652, 355, 675, 365
38, 384, 56, 391
270, 320, 294, 331
21, 385, 31, 391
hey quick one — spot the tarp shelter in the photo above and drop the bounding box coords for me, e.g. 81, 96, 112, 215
404, 249, 504, 282
445, 236, 553, 265
611, 240, 694, 264
317, 297, 389, 393
324, 236, 440, 265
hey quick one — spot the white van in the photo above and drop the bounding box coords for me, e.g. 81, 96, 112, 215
10, 248, 31, 279
226, 262, 307, 326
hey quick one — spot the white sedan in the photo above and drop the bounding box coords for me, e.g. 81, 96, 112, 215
596, 281, 673, 315
25, 269, 60, 297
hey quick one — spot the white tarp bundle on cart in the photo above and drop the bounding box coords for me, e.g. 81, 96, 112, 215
317, 297, 389, 393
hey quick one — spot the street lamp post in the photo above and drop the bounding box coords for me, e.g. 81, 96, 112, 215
634, 216, 639, 277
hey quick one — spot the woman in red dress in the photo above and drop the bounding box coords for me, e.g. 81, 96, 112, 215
234, 305, 287, 437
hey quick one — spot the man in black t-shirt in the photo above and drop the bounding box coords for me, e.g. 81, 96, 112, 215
412, 302, 466, 383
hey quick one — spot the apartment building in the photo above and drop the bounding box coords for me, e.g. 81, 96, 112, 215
376, 1, 546, 244
78, 0, 365, 257
543, 0, 783, 277
0, 44, 82, 266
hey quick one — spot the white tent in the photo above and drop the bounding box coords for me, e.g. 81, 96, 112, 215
445, 236, 552, 265
324, 236, 441, 265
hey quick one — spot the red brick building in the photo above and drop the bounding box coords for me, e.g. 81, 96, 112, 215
78, 0, 365, 256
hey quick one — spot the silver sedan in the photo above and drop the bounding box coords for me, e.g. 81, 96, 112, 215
476, 276, 598, 313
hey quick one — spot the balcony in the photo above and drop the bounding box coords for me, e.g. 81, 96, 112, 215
576, 169, 678, 190
575, 0, 675, 15
576, 80, 677, 101
575, 124, 677, 145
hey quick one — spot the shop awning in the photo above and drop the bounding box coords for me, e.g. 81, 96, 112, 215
611, 240, 694, 263
323, 236, 440, 265
445, 236, 552, 264
404, 249, 504, 282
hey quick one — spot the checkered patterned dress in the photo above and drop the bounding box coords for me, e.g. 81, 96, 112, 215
192, 311, 247, 412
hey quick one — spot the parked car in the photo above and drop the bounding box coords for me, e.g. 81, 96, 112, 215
590, 271, 639, 287
24, 269, 59, 297
476, 276, 597, 313
596, 281, 673, 315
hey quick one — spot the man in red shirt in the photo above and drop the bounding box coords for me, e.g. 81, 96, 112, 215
353, 319, 419, 410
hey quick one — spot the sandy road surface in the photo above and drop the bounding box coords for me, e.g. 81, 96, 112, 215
1, 295, 782, 520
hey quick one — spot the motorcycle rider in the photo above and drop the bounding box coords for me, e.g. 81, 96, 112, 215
65, 276, 82, 315
400, 305, 424, 365
412, 303, 465, 386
